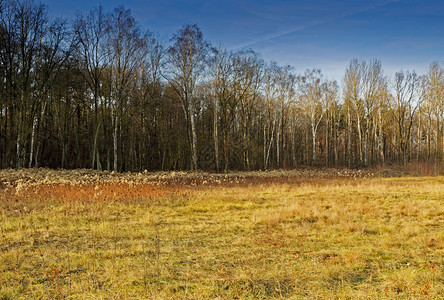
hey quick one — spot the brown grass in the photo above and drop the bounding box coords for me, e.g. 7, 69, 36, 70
0, 169, 443, 299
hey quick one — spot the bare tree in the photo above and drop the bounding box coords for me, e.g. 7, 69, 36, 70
136, 32, 165, 170
300, 69, 325, 165
393, 70, 421, 164
3, 1, 444, 172
343, 59, 362, 166
74, 6, 109, 170
263, 63, 278, 170
105, 6, 146, 171
424, 62, 444, 161
210, 46, 234, 172
166, 24, 209, 170
273, 64, 294, 168
2, 0, 58, 169
322, 80, 339, 166
361, 59, 385, 165
232, 50, 263, 170
0, 0, 18, 167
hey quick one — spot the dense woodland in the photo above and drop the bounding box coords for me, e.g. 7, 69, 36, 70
1, 0, 443, 172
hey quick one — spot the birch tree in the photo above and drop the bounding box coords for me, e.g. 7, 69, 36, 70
12, 0, 47, 169
393, 70, 421, 164
361, 59, 384, 165
322, 80, 339, 166
106, 6, 146, 171
263, 63, 278, 169
343, 59, 362, 166
274, 64, 294, 168
300, 69, 325, 165
167, 24, 209, 170
424, 62, 444, 161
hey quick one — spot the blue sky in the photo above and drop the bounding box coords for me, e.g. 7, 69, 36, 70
45, 0, 444, 82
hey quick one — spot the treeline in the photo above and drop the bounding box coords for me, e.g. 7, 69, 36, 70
1, 0, 443, 172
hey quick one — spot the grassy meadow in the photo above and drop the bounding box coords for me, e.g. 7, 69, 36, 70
0, 168, 443, 299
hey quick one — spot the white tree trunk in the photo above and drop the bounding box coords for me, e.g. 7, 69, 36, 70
263, 123, 267, 168
213, 96, 219, 172
113, 114, 118, 171
189, 100, 198, 170
29, 114, 38, 168
347, 107, 352, 166
16, 132, 21, 169
265, 119, 275, 170
378, 107, 384, 163
276, 115, 281, 168
312, 123, 317, 165
356, 115, 363, 163
325, 113, 329, 167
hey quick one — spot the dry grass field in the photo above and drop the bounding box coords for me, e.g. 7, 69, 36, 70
0, 168, 443, 299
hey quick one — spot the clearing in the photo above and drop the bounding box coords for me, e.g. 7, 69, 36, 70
0, 168, 443, 298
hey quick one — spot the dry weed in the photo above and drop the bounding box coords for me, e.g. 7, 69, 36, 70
0, 169, 443, 298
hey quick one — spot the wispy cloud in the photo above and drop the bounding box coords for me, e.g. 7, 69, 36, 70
230, 0, 402, 50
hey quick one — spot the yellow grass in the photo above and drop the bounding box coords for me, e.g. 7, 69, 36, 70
0, 169, 443, 299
